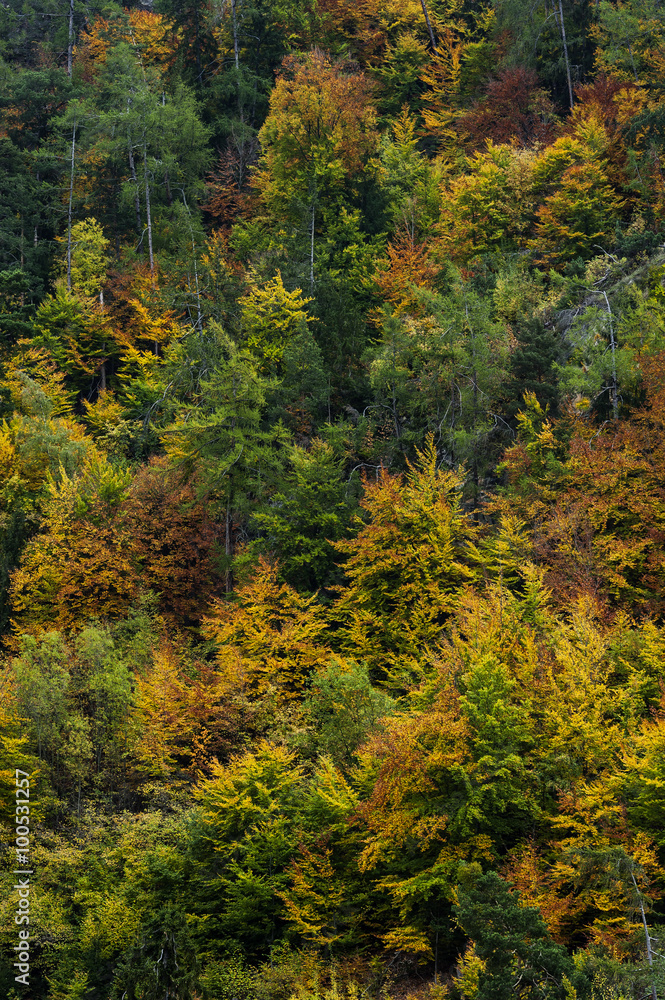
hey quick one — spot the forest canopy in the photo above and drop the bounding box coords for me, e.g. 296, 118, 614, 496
2, 1, 665, 999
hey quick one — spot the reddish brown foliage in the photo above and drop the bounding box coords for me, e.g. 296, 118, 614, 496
571, 74, 646, 185
574, 74, 639, 136
203, 144, 258, 230
498, 354, 665, 616
126, 458, 225, 625
458, 68, 559, 150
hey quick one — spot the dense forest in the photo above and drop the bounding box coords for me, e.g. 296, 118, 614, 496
2, 0, 665, 998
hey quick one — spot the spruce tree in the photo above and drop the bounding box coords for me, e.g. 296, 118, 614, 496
504, 317, 560, 423
455, 871, 576, 1000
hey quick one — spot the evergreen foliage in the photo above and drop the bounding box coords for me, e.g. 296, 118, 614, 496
2, 2, 665, 997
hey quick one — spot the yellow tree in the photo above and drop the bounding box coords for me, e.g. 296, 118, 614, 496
202, 557, 331, 703
255, 48, 379, 290
437, 144, 538, 264
529, 162, 625, 268
376, 228, 438, 315
317, 0, 434, 65
352, 693, 495, 965
279, 844, 346, 949
9, 459, 139, 638
420, 28, 466, 154
130, 640, 231, 783
528, 115, 625, 268
333, 437, 477, 681
240, 271, 313, 367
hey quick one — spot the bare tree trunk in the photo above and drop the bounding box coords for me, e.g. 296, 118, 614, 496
182, 192, 203, 332
420, 0, 438, 53
450, 377, 456, 466
472, 360, 479, 505
310, 199, 315, 293
627, 41, 639, 83
19, 224, 25, 306
603, 291, 619, 420
194, 0, 202, 81
127, 132, 142, 241
390, 321, 401, 441
225, 498, 233, 593
67, 122, 76, 292
193, 255, 202, 333
231, 0, 240, 70
631, 872, 657, 1000
142, 137, 155, 284
466, 302, 480, 508
67, 0, 75, 78
100, 287, 107, 390
556, 0, 574, 110
160, 91, 174, 206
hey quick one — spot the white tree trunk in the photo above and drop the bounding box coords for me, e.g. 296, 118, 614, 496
67, 122, 76, 292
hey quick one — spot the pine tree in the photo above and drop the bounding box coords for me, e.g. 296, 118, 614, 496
251, 440, 354, 591
503, 317, 561, 423
454, 871, 575, 1000
161, 325, 288, 591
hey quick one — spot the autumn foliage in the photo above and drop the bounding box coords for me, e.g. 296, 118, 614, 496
4, 0, 665, 996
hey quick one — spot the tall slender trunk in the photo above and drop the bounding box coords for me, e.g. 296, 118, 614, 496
19, 224, 25, 306
631, 872, 657, 1000
127, 131, 142, 241
194, 1, 202, 81
450, 377, 456, 466
466, 303, 480, 509
231, 0, 240, 70
182, 192, 203, 332
627, 41, 639, 83
231, 0, 243, 119
67, 122, 76, 292
390, 322, 401, 441
556, 0, 574, 110
161, 91, 173, 206
193, 255, 202, 333
472, 361, 479, 505
142, 137, 155, 284
67, 0, 75, 78
99, 287, 107, 391
225, 498, 233, 594
310, 200, 315, 293
603, 291, 619, 420
420, 0, 437, 53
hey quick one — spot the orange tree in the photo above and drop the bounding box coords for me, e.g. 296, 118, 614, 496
495, 355, 665, 616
